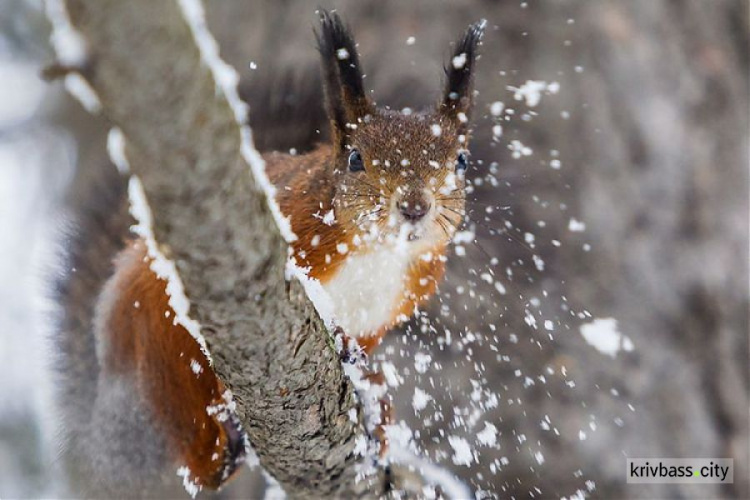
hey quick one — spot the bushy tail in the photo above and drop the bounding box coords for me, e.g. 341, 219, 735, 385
52, 162, 131, 480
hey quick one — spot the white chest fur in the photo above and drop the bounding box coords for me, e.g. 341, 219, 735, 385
322, 245, 412, 337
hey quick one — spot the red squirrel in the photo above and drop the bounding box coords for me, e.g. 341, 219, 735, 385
266, 12, 483, 354
57, 186, 247, 495
56, 10, 482, 495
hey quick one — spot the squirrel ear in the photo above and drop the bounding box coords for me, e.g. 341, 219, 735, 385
315, 10, 374, 148
440, 20, 485, 131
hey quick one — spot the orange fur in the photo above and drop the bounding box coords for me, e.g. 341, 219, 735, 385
68, 14, 482, 493
96, 240, 245, 489
265, 145, 354, 282
263, 128, 460, 357
259, 14, 481, 355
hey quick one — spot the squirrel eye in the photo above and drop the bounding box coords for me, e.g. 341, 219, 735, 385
348, 149, 364, 172
456, 152, 469, 171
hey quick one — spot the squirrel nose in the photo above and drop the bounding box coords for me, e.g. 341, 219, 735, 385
399, 200, 430, 222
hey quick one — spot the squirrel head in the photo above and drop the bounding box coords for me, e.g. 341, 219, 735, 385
316, 11, 484, 251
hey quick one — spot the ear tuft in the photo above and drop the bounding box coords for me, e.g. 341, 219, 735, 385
315, 9, 373, 147
316, 10, 366, 101
441, 20, 485, 127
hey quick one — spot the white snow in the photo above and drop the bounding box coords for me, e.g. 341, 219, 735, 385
176, 466, 200, 498
62, 75, 101, 113
190, 359, 203, 375
106, 128, 129, 173
453, 230, 475, 244
579, 318, 634, 358
476, 422, 498, 447
381, 361, 403, 387
388, 442, 472, 500
205, 389, 237, 423
451, 53, 467, 69
177, 0, 296, 242
509, 139, 533, 159
561, 490, 587, 500
321, 209, 336, 226
412, 387, 432, 412
45, 0, 102, 113
45, 0, 87, 66
568, 218, 586, 232
128, 177, 213, 363
178, 0, 348, 347
336, 48, 350, 60
262, 469, 286, 500
284, 261, 337, 330
414, 352, 432, 374
448, 436, 475, 466
507, 80, 560, 107
532, 254, 545, 271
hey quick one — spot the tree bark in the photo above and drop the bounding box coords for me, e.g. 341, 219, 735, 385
63, 1, 374, 497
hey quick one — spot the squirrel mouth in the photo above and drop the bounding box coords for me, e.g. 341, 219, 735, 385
373, 216, 431, 245
402, 221, 428, 242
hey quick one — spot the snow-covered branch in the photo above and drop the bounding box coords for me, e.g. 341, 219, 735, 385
49, 0, 474, 496
56, 0, 372, 496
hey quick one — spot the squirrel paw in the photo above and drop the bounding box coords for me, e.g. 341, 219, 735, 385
333, 326, 367, 365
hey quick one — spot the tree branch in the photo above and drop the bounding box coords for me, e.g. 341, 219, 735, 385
61, 0, 375, 496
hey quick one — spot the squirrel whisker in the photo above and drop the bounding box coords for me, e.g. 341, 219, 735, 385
435, 216, 456, 240
440, 206, 467, 219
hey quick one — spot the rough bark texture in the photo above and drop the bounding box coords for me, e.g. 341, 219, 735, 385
63, 1, 373, 497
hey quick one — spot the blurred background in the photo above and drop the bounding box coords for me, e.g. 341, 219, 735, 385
1, 0, 747, 498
